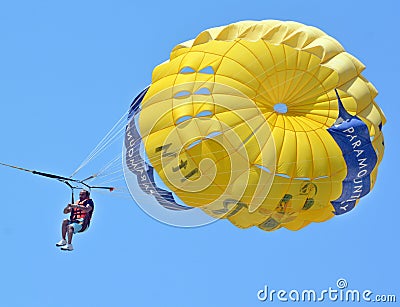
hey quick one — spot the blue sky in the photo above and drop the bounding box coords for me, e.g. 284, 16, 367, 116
0, 1, 399, 306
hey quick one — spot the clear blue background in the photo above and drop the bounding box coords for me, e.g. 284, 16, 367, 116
0, 1, 398, 306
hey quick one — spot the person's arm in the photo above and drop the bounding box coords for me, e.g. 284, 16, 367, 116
63, 204, 72, 214
70, 203, 92, 213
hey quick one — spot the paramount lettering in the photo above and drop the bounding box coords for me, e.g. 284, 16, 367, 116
327, 102, 378, 215
358, 169, 368, 178
344, 126, 369, 201
358, 158, 367, 169
355, 149, 364, 157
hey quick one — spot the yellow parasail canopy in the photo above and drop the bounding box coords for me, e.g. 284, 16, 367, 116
125, 20, 385, 231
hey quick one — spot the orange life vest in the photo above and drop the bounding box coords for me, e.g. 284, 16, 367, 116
70, 199, 94, 232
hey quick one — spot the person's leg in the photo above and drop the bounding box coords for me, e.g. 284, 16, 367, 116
67, 224, 74, 244
56, 219, 69, 246
61, 224, 75, 251
62, 219, 69, 240
61, 222, 82, 251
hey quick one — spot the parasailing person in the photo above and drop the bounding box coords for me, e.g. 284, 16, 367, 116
56, 189, 95, 251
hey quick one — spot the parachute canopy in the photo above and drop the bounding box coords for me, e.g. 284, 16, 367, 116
123, 20, 385, 231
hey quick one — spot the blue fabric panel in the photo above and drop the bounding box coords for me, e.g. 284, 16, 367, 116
327, 90, 377, 215
125, 87, 192, 211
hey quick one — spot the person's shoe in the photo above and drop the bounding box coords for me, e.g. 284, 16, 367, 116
61, 244, 73, 251
56, 239, 67, 247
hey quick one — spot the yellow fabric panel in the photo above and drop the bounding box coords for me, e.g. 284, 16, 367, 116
372, 133, 385, 164
213, 74, 257, 100
324, 53, 360, 86
366, 79, 379, 101
282, 219, 311, 231
139, 102, 174, 138
240, 123, 272, 164
294, 131, 314, 178
276, 128, 297, 176
222, 40, 271, 80
359, 100, 384, 128
302, 36, 344, 63
313, 128, 347, 178
298, 205, 335, 223
302, 112, 335, 128
342, 78, 373, 114
303, 130, 331, 178
258, 176, 292, 210
369, 161, 382, 192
